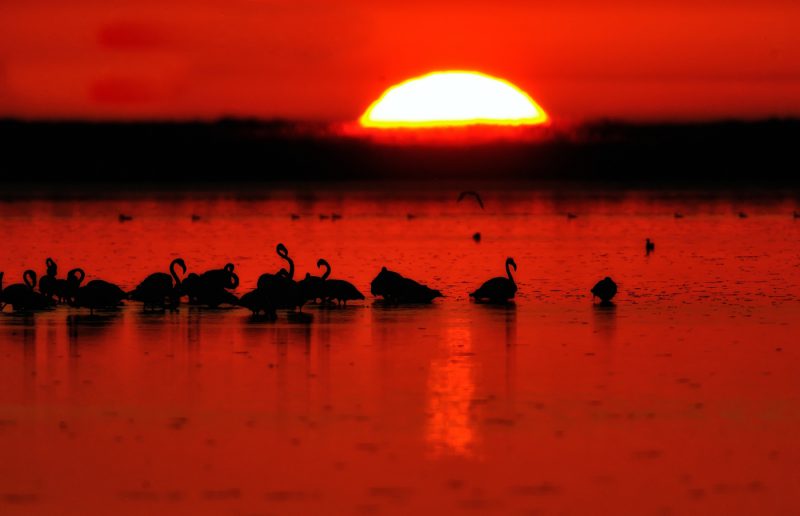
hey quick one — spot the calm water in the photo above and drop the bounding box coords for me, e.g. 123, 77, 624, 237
1, 188, 799, 515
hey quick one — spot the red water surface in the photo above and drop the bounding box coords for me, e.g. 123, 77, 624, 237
0, 188, 799, 515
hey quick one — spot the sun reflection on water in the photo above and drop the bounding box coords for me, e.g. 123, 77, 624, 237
426, 325, 477, 457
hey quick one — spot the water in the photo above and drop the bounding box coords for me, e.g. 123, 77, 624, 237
1, 188, 799, 515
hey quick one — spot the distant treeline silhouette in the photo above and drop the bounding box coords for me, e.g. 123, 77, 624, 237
0, 119, 798, 186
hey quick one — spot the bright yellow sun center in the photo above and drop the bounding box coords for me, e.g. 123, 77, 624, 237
360, 71, 548, 128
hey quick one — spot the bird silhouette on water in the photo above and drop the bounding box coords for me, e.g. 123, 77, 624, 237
302, 259, 364, 306
118, 214, 133, 222
129, 258, 186, 311
254, 243, 305, 311
38, 258, 59, 300
646, 238, 655, 255
470, 257, 517, 303
591, 277, 618, 305
371, 267, 442, 304
0, 270, 55, 311
54, 268, 85, 303
71, 277, 127, 314
181, 263, 239, 308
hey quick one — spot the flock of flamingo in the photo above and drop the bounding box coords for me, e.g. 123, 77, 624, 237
0, 243, 505, 317
0, 242, 620, 318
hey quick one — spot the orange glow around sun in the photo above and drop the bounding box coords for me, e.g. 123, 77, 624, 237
360, 71, 548, 129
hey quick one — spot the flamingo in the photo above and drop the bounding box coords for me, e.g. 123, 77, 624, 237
72, 277, 127, 314
470, 258, 517, 303
38, 258, 59, 300
130, 258, 186, 311
370, 267, 442, 304
54, 268, 85, 303
200, 263, 239, 290
1, 270, 54, 311
646, 238, 655, 254
308, 259, 364, 305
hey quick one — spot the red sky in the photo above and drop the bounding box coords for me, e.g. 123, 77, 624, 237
1, 0, 799, 122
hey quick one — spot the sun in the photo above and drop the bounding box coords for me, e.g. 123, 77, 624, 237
360, 71, 548, 129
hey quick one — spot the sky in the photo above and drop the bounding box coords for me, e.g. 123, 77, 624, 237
1, 0, 799, 122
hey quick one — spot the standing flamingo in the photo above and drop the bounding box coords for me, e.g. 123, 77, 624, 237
130, 258, 187, 311
470, 257, 518, 303
38, 258, 59, 300
1, 270, 54, 311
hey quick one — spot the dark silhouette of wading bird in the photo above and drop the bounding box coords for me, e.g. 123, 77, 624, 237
54, 268, 85, 303
470, 257, 517, 303
130, 258, 187, 311
238, 288, 276, 319
300, 258, 331, 303
591, 277, 618, 305
257, 244, 304, 311
646, 238, 655, 254
200, 263, 239, 290
38, 258, 59, 300
738, 211, 748, 219
458, 191, 484, 210
371, 267, 442, 304
72, 278, 127, 314
118, 213, 133, 222
1, 270, 55, 311
305, 259, 364, 305
472, 232, 481, 243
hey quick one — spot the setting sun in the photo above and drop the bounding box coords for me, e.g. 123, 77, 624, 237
360, 71, 548, 128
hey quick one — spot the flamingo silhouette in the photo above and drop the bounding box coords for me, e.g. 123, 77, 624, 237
370, 267, 442, 304
470, 258, 517, 303
200, 263, 239, 290
71, 276, 127, 314
1, 270, 54, 311
301, 259, 365, 305
646, 238, 655, 254
300, 258, 331, 303
38, 258, 59, 300
54, 268, 85, 304
130, 258, 186, 311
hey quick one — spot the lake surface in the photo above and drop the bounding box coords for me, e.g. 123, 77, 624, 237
1, 187, 799, 515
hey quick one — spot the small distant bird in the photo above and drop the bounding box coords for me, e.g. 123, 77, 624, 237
591, 277, 618, 305
674, 212, 684, 219
290, 213, 301, 220
470, 257, 517, 303
331, 213, 342, 221
319, 214, 330, 220
567, 212, 577, 219
645, 238, 655, 254
738, 212, 748, 218
118, 214, 133, 222
793, 211, 799, 219
472, 232, 482, 242
457, 191, 484, 210
191, 214, 201, 222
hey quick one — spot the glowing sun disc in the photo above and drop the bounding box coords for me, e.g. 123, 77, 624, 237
360, 71, 548, 128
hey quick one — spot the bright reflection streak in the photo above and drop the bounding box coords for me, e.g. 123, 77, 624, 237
361, 71, 548, 128
426, 326, 477, 457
